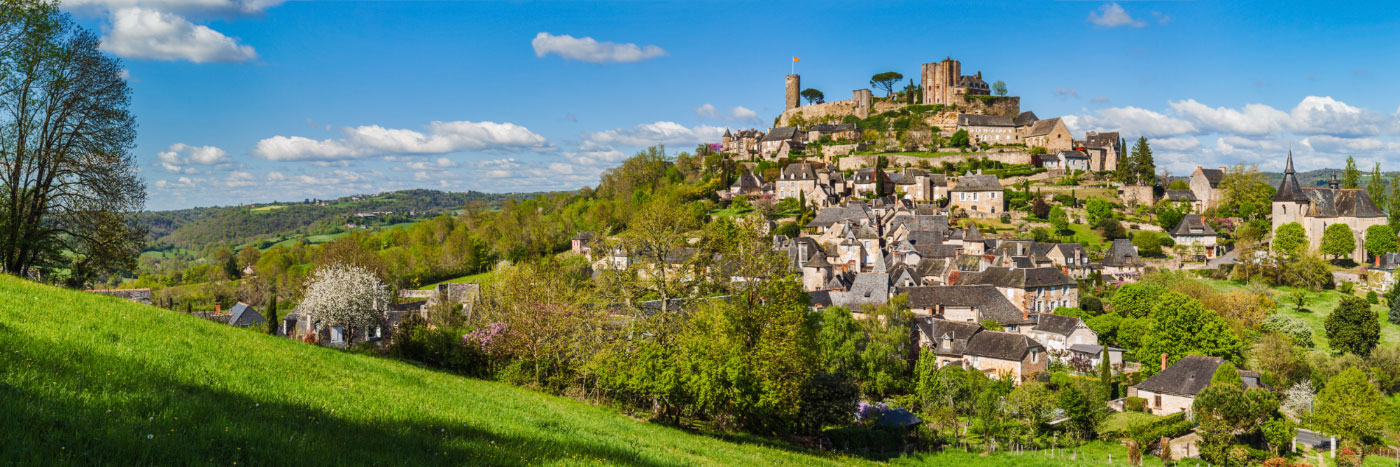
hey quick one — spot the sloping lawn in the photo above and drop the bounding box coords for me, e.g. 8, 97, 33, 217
416, 270, 498, 290
1202, 279, 1398, 353
0, 275, 864, 465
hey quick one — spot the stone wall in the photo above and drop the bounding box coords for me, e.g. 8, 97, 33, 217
777, 99, 911, 127
962, 95, 1020, 116
836, 151, 1034, 171
1119, 185, 1156, 206
88, 288, 152, 305
821, 144, 862, 159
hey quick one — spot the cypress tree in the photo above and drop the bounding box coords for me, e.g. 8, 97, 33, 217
1131, 137, 1154, 185
1367, 163, 1387, 213
266, 293, 279, 335
1099, 348, 1114, 398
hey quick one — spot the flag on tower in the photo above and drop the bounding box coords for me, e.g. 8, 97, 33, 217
792, 57, 799, 62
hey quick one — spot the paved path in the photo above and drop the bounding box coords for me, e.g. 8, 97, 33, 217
1295, 428, 1331, 450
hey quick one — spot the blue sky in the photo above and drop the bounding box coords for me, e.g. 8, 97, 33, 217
60, 0, 1400, 210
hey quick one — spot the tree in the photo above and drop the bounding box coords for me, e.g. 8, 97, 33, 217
1389, 174, 1400, 230
1367, 163, 1387, 213
1155, 201, 1185, 230
1193, 363, 1279, 465
1390, 293, 1400, 325
1167, 179, 1190, 190
625, 199, 695, 314
0, 3, 146, 283
1097, 218, 1126, 240
991, 80, 1007, 96
1219, 163, 1273, 220
1132, 231, 1162, 257
1048, 207, 1069, 232
1272, 222, 1307, 258
1099, 347, 1114, 398
869, 71, 903, 97
1342, 156, 1360, 189
265, 292, 279, 335
1031, 196, 1050, 219
1263, 313, 1313, 347
298, 264, 391, 345
1135, 292, 1243, 376
948, 129, 970, 148
1007, 381, 1055, 437
1110, 283, 1165, 318
1325, 295, 1380, 356
1365, 224, 1397, 263
238, 245, 261, 270
799, 88, 824, 105
1130, 137, 1155, 185
1250, 332, 1311, 386
1313, 367, 1385, 442
1320, 223, 1355, 261
1086, 198, 1115, 225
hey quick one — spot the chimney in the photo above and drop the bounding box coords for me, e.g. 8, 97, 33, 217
1160, 353, 1168, 371
1329, 174, 1340, 189
216, 304, 222, 314
1023, 309, 1029, 320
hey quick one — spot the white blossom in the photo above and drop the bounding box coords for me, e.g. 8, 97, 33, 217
299, 264, 390, 343
1281, 380, 1315, 418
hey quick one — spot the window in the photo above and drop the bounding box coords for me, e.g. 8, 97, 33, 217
1154, 394, 1162, 408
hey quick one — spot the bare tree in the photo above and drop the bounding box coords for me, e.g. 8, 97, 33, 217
0, 2, 145, 284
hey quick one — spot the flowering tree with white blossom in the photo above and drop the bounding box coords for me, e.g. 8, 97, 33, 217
299, 264, 390, 345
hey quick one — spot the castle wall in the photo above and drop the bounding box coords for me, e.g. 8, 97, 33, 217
836, 151, 1033, 171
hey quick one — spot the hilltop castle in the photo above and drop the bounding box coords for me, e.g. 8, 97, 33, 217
776, 57, 1019, 128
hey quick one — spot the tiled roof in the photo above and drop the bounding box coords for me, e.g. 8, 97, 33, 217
898, 285, 1032, 325
952, 174, 1002, 192
1171, 214, 1217, 237
966, 330, 1044, 361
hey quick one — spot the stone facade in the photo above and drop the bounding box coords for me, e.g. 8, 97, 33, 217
835, 151, 1033, 171
921, 57, 991, 106
1022, 118, 1073, 152
785, 74, 799, 110
1272, 153, 1388, 263
1189, 166, 1225, 209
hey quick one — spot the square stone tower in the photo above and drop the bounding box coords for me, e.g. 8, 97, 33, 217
921, 57, 960, 105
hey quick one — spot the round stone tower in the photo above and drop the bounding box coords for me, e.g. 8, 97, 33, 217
785, 74, 800, 110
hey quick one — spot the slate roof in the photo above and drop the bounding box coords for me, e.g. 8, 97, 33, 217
781, 162, 818, 180
1024, 118, 1063, 137
1134, 355, 1227, 397
1273, 152, 1309, 202
853, 168, 885, 184
731, 172, 763, 189
917, 317, 984, 356
1083, 131, 1119, 149
966, 330, 1044, 361
762, 126, 801, 142
1164, 189, 1198, 202
1102, 239, 1141, 267
807, 204, 871, 228
1013, 111, 1039, 127
1032, 313, 1083, 336
1057, 150, 1089, 160
898, 285, 1032, 325
952, 174, 1002, 192
808, 290, 832, 307
571, 231, 596, 242
830, 273, 889, 307
227, 303, 265, 327
1301, 188, 1385, 218
957, 267, 1076, 289
930, 173, 948, 187
1171, 214, 1217, 237
1195, 168, 1225, 187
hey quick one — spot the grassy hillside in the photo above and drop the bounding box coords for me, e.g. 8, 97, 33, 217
1203, 279, 1397, 353
0, 275, 863, 465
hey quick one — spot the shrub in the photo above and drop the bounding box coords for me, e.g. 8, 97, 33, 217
1339, 281, 1355, 295
1124, 396, 1146, 412
1368, 291, 1379, 304
1262, 314, 1314, 348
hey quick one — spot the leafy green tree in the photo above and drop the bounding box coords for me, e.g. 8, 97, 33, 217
1313, 367, 1385, 442
1193, 363, 1279, 466
0, 2, 146, 281
1135, 292, 1243, 376
1132, 231, 1162, 257
799, 88, 824, 105
857, 299, 915, 398
948, 129, 970, 148
1155, 201, 1185, 230
1057, 383, 1099, 440
1109, 283, 1165, 318
1168, 179, 1190, 190
972, 379, 1013, 449
1086, 198, 1115, 225
1389, 174, 1400, 230
1272, 222, 1307, 258
1367, 163, 1387, 213
869, 71, 904, 97
1209, 362, 1243, 387
1325, 295, 1380, 356
1048, 207, 1069, 232
1365, 224, 1397, 262
1007, 381, 1055, 436
1130, 137, 1155, 185
1390, 293, 1400, 325
1219, 163, 1274, 220
816, 306, 861, 375
1097, 218, 1126, 240
991, 80, 1008, 96
1320, 223, 1355, 260
1342, 156, 1361, 189
796, 371, 859, 434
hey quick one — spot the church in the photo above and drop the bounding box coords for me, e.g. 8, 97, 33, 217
1271, 152, 1387, 263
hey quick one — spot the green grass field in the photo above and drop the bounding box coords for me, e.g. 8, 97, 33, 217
416, 270, 498, 291
249, 205, 287, 212
0, 275, 868, 465
1202, 279, 1398, 353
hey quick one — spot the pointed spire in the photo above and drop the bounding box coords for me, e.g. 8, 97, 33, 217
1285, 150, 1295, 174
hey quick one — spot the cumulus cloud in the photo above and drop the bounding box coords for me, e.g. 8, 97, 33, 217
695, 103, 718, 119
157, 143, 230, 173
1087, 3, 1145, 28
254, 121, 551, 161
65, 0, 284, 14
729, 106, 760, 122
1148, 137, 1201, 151
531, 32, 666, 64
583, 121, 726, 148
1063, 106, 1196, 138
100, 7, 258, 63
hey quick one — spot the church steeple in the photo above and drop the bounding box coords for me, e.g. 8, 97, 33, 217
1272, 150, 1307, 202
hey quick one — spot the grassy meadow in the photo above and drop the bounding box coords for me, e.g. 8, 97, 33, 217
1202, 279, 1398, 353
0, 275, 867, 465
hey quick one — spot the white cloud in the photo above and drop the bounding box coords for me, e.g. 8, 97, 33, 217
531, 32, 667, 64
157, 143, 230, 173
100, 7, 258, 63
1064, 106, 1196, 137
695, 104, 718, 119
1148, 136, 1201, 151
1168, 99, 1289, 136
1152, 11, 1172, 25
1087, 3, 1145, 28
65, 0, 284, 14
1288, 96, 1385, 137
254, 121, 551, 162
583, 121, 726, 148
729, 106, 760, 122
225, 171, 256, 187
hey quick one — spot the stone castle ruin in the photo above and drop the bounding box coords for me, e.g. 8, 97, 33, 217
776, 57, 1019, 129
